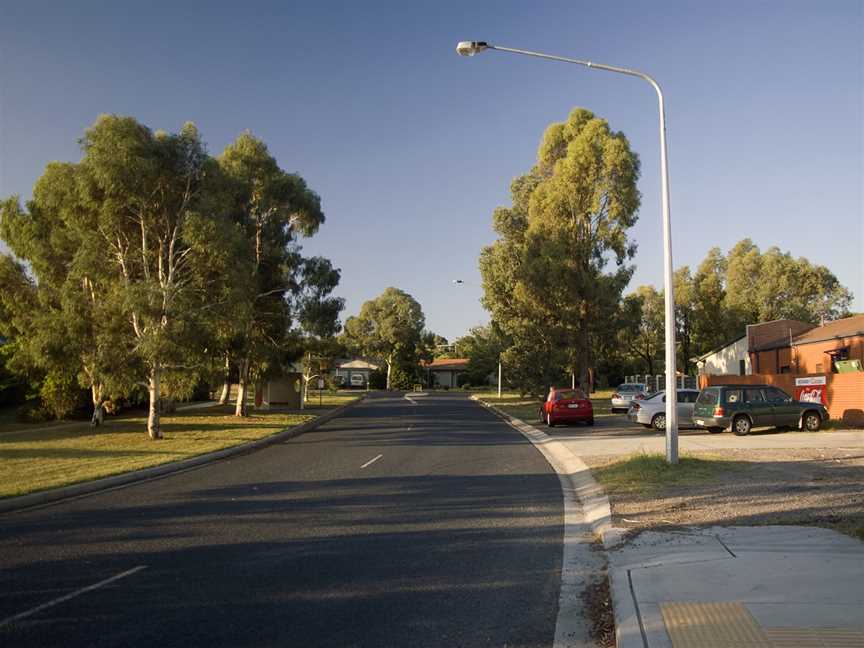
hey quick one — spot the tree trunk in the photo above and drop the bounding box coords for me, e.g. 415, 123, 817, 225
235, 356, 250, 417
218, 354, 231, 405
90, 383, 104, 427
386, 360, 392, 390
148, 363, 162, 439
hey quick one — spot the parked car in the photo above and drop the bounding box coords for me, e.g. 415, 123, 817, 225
627, 389, 701, 430
611, 383, 647, 413
692, 384, 829, 435
540, 387, 594, 427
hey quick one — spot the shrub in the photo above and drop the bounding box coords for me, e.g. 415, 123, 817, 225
368, 369, 387, 390
16, 399, 54, 423
40, 371, 87, 420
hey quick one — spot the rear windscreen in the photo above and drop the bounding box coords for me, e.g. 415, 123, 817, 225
556, 389, 586, 400
696, 388, 719, 405
618, 384, 643, 392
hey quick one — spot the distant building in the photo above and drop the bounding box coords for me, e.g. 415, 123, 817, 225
747, 319, 817, 374
332, 358, 379, 388
694, 335, 750, 376
425, 358, 469, 388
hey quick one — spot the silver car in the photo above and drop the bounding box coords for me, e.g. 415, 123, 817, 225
611, 383, 647, 413
626, 389, 701, 430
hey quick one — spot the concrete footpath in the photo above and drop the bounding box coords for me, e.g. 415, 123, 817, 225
475, 400, 864, 648
611, 525, 864, 648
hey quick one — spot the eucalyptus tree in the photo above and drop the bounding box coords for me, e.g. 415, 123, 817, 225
341, 288, 425, 390
480, 108, 640, 394
78, 116, 238, 437
294, 256, 345, 407
216, 133, 324, 416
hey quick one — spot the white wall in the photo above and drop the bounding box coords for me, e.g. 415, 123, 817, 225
698, 337, 751, 376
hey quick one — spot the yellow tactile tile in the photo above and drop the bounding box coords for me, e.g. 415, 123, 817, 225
765, 628, 864, 647
660, 601, 773, 647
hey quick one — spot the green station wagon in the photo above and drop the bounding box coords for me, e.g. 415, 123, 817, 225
692, 384, 828, 435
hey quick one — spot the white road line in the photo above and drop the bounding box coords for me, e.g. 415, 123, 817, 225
404, 395, 417, 405
361, 454, 383, 469
0, 565, 148, 628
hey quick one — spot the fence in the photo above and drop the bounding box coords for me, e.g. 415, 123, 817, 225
624, 374, 698, 393
698, 372, 864, 426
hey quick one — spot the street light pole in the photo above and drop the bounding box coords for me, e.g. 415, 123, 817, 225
456, 41, 679, 463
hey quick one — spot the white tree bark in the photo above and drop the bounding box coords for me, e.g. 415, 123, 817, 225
235, 356, 250, 417
218, 355, 231, 405
386, 360, 392, 391
147, 362, 162, 439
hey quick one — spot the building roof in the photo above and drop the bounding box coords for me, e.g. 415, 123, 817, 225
792, 314, 864, 346
335, 358, 380, 370
748, 319, 815, 351
425, 358, 469, 371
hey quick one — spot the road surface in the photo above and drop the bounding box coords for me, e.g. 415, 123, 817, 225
0, 392, 565, 647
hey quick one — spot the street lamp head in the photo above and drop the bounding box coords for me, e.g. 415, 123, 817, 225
452, 279, 464, 284
456, 41, 489, 57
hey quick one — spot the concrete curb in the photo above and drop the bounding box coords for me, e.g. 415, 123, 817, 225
0, 396, 366, 515
471, 397, 619, 545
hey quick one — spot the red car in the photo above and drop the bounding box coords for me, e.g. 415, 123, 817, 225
540, 387, 594, 427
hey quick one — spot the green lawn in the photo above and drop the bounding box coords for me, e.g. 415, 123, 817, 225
0, 394, 359, 499
590, 452, 745, 495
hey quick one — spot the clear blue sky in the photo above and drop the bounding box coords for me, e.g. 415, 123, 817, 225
1, 0, 862, 341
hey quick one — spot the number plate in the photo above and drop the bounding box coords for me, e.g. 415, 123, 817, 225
567, 403, 580, 409
695, 419, 704, 426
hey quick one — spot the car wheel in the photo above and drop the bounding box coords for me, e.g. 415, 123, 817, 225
708, 427, 724, 434
802, 411, 821, 432
733, 415, 751, 436
546, 412, 555, 428
652, 413, 666, 431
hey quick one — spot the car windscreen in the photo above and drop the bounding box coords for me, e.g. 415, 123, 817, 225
644, 392, 664, 401
695, 388, 719, 405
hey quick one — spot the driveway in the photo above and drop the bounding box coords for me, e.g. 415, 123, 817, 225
549, 413, 863, 457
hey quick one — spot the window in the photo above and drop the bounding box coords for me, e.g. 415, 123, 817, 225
696, 388, 719, 405
744, 388, 765, 403
725, 389, 742, 404
828, 348, 850, 373
765, 387, 790, 403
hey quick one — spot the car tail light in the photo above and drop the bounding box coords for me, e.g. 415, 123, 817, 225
631, 403, 641, 411
612, 393, 620, 399
713, 406, 725, 417
635, 393, 645, 400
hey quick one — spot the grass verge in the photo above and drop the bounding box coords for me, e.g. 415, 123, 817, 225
591, 452, 746, 495
0, 394, 359, 499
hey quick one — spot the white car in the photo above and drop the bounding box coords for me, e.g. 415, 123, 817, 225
350, 373, 365, 387
626, 389, 701, 430
611, 383, 647, 413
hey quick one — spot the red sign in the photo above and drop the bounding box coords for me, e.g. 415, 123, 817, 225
795, 386, 826, 405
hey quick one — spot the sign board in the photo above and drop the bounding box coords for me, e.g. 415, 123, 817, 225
794, 376, 827, 405
794, 376, 826, 386
317, 378, 325, 389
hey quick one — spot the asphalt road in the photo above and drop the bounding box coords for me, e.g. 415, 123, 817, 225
0, 392, 564, 647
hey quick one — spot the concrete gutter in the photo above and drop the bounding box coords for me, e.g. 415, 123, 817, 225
472, 396, 623, 547
0, 396, 365, 515
473, 396, 620, 647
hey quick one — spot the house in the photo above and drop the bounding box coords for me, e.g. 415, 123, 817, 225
787, 314, 864, 374
425, 358, 469, 388
747, 319, 817, 374
331, 358, 379, 388
694, 335, 750, 376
